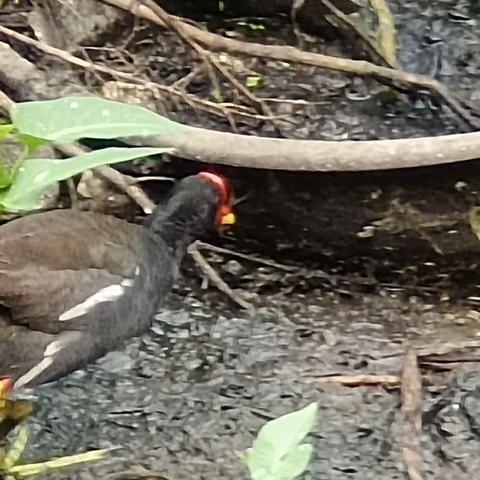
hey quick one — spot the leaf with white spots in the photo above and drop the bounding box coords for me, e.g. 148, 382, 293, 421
0, 146, 171, 211
12, 96, 188, 143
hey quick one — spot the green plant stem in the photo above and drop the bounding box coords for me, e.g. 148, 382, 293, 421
10, 147, 29, 179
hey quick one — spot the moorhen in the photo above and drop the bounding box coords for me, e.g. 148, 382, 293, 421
0, 172, 235, 389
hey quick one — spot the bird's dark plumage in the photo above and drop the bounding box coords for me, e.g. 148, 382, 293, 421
0, 174, 232, 389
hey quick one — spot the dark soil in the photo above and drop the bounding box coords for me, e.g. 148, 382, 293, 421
16, 262, 480, 480
2, 0, 480, 479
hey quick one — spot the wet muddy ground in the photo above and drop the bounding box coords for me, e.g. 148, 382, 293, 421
13, 255, 480, 480
2, 0, 480, 479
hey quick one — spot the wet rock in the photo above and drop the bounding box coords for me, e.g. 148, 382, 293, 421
98, 352, 135, 374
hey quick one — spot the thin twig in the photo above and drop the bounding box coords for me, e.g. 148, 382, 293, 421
130, 175, 174, 183
103, 80, 275, 122
133, 0, 279, 128
101, 0, 480, 129
56, 144, 156, 214
171, 64, 203, 90
290, 0, 306, 48
132, 0, 238, 129
0, 25, 272, 124
66, 178, 79, 209
195, 240, 297, 272
188, 243, 253, 310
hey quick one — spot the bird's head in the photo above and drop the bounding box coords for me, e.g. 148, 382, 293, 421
197, 171, 236, 228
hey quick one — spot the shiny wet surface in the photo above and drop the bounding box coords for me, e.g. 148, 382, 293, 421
14, 256, 480, 480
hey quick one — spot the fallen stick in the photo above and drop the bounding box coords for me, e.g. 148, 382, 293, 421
100, 0, 480, 129
187, 243, 253, 310
195, 241, 297, 272
1, 29, 480, 172
400, 348, 424, 480
313, 373, 401, 386
0, 26, 269, 124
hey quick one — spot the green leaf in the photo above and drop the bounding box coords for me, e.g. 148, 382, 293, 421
274, 444, 313, 480
211, 89, 224, 103
247, 444, 313, 480
12, 96, 187, 143
236, 21, 266, 31
0, 159, 12, 189
3, 427, 28, 470
254, 402, 317, 462
470, 207, 480, 242
17, 134, 50, 153
0, 146, 171, 211
246, 75, 263, 89
246, 403, 317, 480
0, 124, 15, 141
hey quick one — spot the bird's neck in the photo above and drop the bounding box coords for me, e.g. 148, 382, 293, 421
146, 202, 202, 261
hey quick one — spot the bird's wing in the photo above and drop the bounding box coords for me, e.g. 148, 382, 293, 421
0, 323, 85, 388
0, 210, 150, 387
0, 266, 133, 333
0, 266, 137, 387
0, 209, 143, 278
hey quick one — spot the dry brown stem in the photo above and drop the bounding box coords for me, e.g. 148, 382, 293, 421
400, 348, 424, 480
314, 374, 401, 386
2, 17, 480, 172
100, 0, 480, 130
195, 241, 297, 272
132, 0, 277, 128
0, 25, 267, 124
188, 242, 253, 310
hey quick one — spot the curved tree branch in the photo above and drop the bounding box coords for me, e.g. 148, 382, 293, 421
1, 14, 479, 173
124, 126, 480, 171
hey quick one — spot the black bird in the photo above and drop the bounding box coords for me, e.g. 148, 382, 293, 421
0, 172, 235, 389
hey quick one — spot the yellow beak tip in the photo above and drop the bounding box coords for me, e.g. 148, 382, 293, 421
220, 213, 236, 226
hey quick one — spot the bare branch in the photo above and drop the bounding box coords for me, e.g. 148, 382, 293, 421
100, 0, 480, 130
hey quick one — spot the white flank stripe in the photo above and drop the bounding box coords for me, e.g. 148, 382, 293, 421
15, 357, 54, 388
44, 339, 64, 357
59, 284, 126, 321
14, 339, 64, 388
